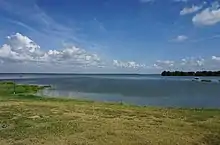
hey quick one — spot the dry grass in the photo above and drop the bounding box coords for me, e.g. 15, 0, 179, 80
0, 82, 220, 145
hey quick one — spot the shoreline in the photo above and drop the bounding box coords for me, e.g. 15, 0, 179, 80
1, 81, 220, 145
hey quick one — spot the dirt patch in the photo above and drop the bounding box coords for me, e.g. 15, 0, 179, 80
27, 115, 41, 119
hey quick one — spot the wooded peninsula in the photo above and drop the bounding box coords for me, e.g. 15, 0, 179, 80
161, 71, 220, 76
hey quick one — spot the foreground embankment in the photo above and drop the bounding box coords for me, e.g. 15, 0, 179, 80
0, 81, 220, 145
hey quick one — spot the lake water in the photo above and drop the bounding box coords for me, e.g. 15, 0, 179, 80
1, 73, 220, 108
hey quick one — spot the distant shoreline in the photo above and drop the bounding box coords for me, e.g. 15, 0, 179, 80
161, 71, 220, 77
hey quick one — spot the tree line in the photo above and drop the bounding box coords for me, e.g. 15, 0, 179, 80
161, 71, 220, 76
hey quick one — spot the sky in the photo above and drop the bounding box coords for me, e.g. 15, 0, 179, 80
0, 0, 220, 73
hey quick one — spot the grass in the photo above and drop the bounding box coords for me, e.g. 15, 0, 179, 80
0, 81, 220, 145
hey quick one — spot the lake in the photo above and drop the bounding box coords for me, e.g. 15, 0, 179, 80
1, 73, 220, 108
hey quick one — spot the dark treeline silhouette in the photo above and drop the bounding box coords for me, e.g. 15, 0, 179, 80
161, 71, 220, 76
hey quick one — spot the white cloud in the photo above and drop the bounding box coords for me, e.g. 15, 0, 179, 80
0, 33, 102, 67
172, 35, 188, 42
212, 56, 220, 61
211, 1, 220, 9
181, 57, 205, 67
180, 5, 203, 15
113, 56, 220, 72
112, 56, 220, 72
192, 2, 220, 26
156, 60, 174, 66
152, 64, 162, 69
41, 47, 101, 67
151, 57, 220, 71
0, 33, 42, 63
151, 57, 218, 71
153, 60, 174, 69
1, 33, 220, 73
180, 56, 220, 71
113, 60, 145, 69
0, 33, 150, 72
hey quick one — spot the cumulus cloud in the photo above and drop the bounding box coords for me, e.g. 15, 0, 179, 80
153, 60, 174, 70
0, 33, 42, 63
180, 5, 203, 15
115, 56, 220, 72
212, 56, 220, 61
0, 33, 102, 67
113, 60, 145, 69
181, 57, 205, 67
192, 2, 220, 26
1, 33, 220, 73
181, 56, 220, 71
0, 33, 151, 72
156, 60, 174, 66
172, 35, 188, 42
151, 57, 220, 71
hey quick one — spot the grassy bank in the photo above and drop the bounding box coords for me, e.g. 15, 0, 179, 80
0, 82, 220, 145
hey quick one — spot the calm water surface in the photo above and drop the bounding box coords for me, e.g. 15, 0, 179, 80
1, 74, 220, 108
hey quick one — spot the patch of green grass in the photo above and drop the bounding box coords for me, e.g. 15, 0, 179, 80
0, 81, 49, 101
0, 82, 220, 145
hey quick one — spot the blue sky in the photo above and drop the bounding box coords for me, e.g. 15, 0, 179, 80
0, 0, 220, 73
